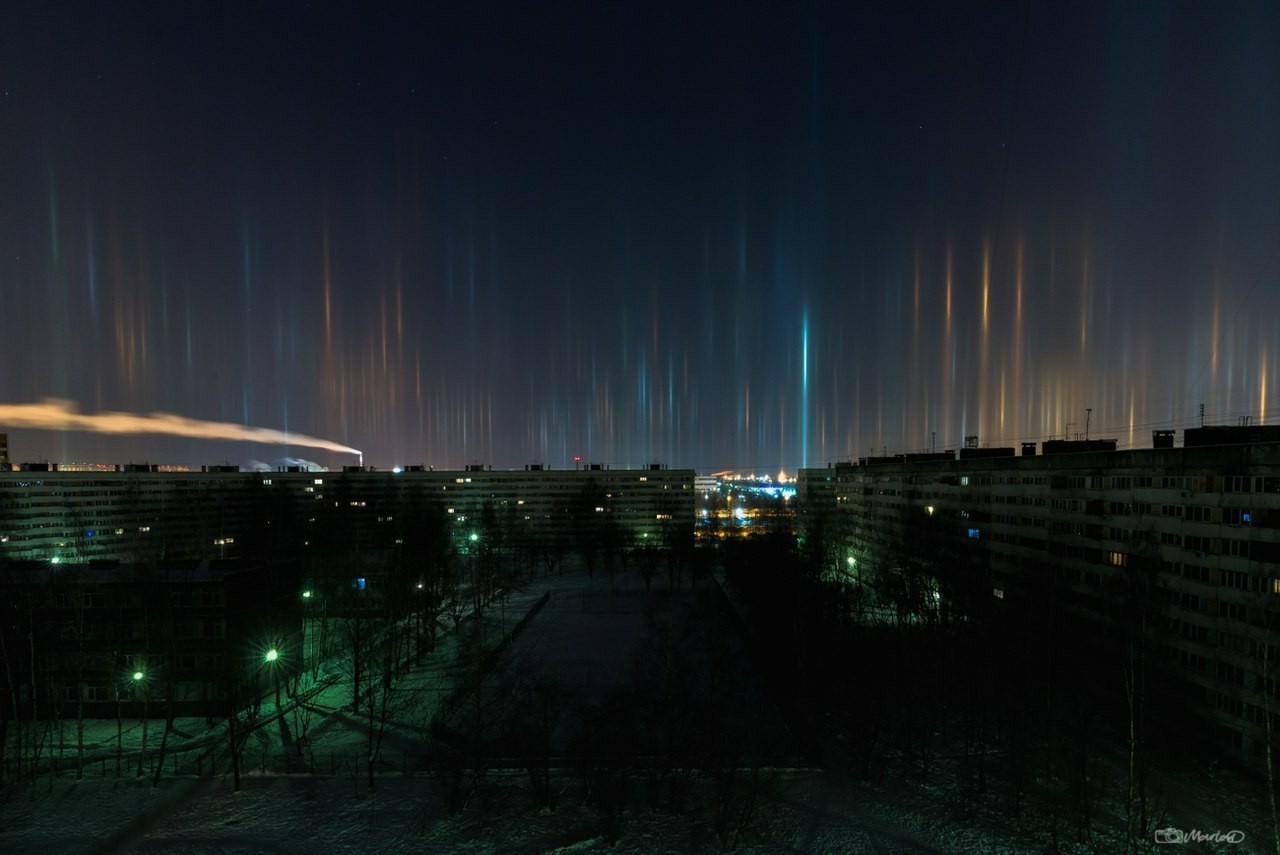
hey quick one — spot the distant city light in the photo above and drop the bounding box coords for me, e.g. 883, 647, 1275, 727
264, 648, 279, 662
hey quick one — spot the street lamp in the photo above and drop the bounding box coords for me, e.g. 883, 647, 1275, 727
300, 591, 313, 680
415, 581, 424, 663
265, 648, 281, 711
468, 532, 481, 618
131, 669, 148, 777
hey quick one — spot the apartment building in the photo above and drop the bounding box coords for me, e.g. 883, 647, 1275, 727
798, 426, 1280, 764
0, 558, 302, 719
0, 463, 694, 564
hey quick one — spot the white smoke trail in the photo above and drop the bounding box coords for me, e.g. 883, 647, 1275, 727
0, 399, 361, 457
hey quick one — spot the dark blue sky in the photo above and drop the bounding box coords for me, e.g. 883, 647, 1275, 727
2, 1, 1278, 471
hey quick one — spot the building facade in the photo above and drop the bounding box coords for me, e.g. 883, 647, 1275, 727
0, 464, 694, 565
0, 558, 302, 719
799, 427, 1280, 765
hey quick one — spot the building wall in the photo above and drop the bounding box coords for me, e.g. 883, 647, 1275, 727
0, 559, 302, 719
0, 466, 695, 563
799, 443, 1280, 765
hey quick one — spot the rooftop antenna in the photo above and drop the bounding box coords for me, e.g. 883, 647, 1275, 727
1085, 408, 1092, 441
1199, 403, 1205, 427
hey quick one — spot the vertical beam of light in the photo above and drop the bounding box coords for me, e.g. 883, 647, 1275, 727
1261, 348, 1268, 425
943, 240, 953, 446
801, 311, 809, 469
241, 224, 252, 427
322, 220, 333, 354
1014, 235, 1024, 438
999, 370, 1006, 434
1211, 283, 1221, 394
1128, 392, 1136, 449
912, 241, 922, 447
1079, 243, 1090, 356
979, 238, 991, 440
981, 239, 990, 334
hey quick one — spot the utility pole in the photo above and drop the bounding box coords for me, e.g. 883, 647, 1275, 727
1085, 408, 1092, 441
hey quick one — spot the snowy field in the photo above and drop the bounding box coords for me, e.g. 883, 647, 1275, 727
0, 568, 1272, 853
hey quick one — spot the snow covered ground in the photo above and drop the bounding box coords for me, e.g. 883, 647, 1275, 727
1, 567, 1272, 853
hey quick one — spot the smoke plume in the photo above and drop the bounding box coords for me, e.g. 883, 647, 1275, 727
0, 399, 361, 457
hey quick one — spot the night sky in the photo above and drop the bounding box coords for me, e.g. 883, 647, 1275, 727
3, 1, 1279, 472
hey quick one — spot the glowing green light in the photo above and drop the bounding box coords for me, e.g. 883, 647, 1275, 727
468, 532, 478, 542
132, 671, 144, 681
302, 590, 312, 599
50, 556, 61, 565
265, 648, 279, 663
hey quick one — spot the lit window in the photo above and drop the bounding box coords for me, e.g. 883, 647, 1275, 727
993, 588, 1004, 599
968, 528, 980, 539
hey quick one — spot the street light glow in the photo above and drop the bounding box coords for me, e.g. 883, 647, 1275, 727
302, 590, 312, 599
469, 532, 478, 542
265, 648, 279, 662
132, 671, 144, 681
